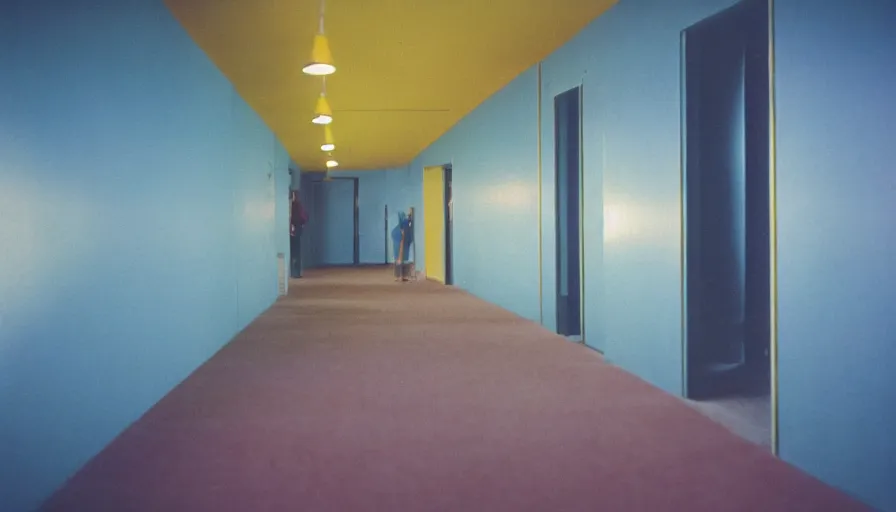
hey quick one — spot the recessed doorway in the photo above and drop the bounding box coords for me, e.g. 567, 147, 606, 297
554, 86, 584, 341
681, 0, 773, 450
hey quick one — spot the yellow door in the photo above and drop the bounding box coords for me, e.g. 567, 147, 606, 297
423, 166, 445, 283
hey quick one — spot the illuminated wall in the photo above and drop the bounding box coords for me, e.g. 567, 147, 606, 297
0, 0, 290, 510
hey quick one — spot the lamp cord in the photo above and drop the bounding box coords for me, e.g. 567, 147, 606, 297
319, 0, 325, 33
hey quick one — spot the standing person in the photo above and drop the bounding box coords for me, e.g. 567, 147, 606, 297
391, 209, 414, 281
290, 190, 308, 278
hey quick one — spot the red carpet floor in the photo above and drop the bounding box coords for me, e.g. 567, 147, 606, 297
43, 267, 868, 511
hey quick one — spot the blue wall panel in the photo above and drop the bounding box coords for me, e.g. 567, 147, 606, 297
412, 68, 541, 323
307, 178, 355, 266
400, 0, 895, 508
540, 25, 596, 339
775, 1, 896, 509
413, 0, 741, 393
0, 1, 289, 510
291, 0, 895, 508
556, 0, 741, 394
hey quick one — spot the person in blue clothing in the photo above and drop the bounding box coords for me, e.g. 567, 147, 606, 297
391, 208, 414, 281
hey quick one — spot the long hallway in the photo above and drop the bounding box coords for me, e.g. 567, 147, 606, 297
43, 268, 865, 511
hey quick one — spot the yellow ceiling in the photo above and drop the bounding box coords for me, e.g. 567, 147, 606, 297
164, 0, 617, 171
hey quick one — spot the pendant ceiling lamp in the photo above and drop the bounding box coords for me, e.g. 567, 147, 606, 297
303, 0, 335, 76
321, 124, 335, 152
312, 77, 333, 125
326, 157, 339, 168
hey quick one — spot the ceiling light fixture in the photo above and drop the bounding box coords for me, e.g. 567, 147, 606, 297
321, 124, 335, 152
312, 77, 333, 125
326, 158, 339, 168
302, 0, 335, 76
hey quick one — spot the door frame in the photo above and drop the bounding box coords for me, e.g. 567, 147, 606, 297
678, 0, 779, 454
553, 85, 585, 342
444, 164, 454, 285
578, 85, 586, 346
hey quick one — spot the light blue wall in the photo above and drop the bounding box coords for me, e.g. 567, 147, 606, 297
405, 0, 895, 508
0, 0, 290, 510
549, 0, 755, 393
413, 0, 742, 392
775, 1, 896, 510
412, 69, 541, 323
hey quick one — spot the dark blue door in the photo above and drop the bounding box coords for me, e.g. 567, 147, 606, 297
555, 86, 583, 338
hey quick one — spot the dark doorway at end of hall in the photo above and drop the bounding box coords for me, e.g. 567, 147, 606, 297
305, 174, 360, 268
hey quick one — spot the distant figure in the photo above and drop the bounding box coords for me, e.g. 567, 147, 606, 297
391, 209, 414, 281
290, 190, 308, 278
